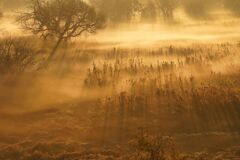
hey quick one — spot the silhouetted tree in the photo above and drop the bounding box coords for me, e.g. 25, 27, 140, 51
132, 0, 143, 14
223, 0, 240, 17
141, 1, 158, 22
18, 0, 105, 60
156, 0, 179, 23
89, 0, 140, 23
182, 0, 218, 19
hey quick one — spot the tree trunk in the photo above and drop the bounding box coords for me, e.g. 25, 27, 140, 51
47, 37, 63, 61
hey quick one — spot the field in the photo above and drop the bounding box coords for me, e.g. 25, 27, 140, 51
0, 34, 240, 159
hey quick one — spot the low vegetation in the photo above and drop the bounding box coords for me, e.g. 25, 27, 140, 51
0, 37, 40, 74
1, 40, 240, 159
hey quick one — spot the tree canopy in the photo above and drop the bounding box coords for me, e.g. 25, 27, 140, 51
18, 0, 105, 60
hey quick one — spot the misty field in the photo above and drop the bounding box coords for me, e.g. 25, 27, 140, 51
1, 0, 240, 160
0, 37, 240, 159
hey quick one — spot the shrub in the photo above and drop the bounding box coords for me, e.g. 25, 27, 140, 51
130, 132, 179, 160
0, 37, 38, 74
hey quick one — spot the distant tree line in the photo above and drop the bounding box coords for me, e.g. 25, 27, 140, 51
1, 0, 239, 23
88, 0, 240, 24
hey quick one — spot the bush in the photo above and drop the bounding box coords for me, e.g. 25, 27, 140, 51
0, 37, 38, 74
129, 132, 179, 160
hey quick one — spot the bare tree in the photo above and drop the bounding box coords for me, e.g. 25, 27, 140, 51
156, 0, 179, 23
18, 0, 105, 60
